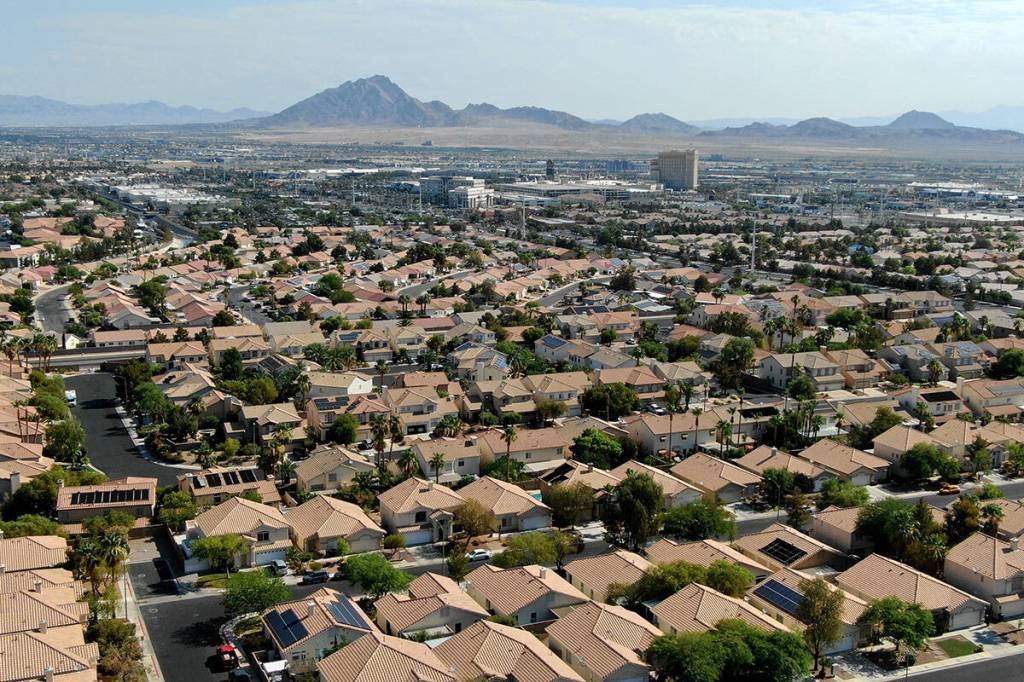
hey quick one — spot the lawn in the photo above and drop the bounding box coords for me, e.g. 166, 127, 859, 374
196, 573, 230, 589
936, 637, 979, 658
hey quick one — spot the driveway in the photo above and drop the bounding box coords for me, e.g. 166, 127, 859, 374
66, 372, 180, 486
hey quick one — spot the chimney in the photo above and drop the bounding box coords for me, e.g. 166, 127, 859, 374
9, 471, 20, 495
1013, 536, 1022, 552
38, 619, 47, 634
0, 564, 5, 574
33, 580, 42, 593
56, 479, 64, 489
427, 481, 435, 490
771, 447, 778, 457
307, 601, 316, 619
539, 567, 548, 579
586, 463, 593, 473
44, 668, 54, 682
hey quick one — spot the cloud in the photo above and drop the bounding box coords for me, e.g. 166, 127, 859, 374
7, 0, 1024, 120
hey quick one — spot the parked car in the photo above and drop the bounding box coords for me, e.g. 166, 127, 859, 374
270, 560, 288, 576
938, 483, 961, 495
65, 390, 77, 407
217, 645, 239, 670
301, 569, 330, 584
228, 668, 251, 682
465, 549, 492, 562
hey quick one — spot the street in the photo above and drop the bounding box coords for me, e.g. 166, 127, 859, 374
911, 652, 1024, 681
66, 372, 181, 486
34, 284, 72, 333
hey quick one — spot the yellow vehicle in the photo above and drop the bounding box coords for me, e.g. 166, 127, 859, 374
938, 483, 961, 495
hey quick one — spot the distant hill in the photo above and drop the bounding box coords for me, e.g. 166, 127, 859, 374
700, 110, 1024, 145
618, 113, 700, 135
0, 95, 267, 127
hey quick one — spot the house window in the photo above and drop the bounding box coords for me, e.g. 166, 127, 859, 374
328, 473, 337, 482
530, 612, 538, 623
415, 511, 427, 523
502, 518, 510, 528
457, 460, 465, 467
257, 531, 270, 542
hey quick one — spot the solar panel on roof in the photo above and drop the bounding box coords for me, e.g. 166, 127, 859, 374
327, 597, 371, 630
206, 474, 222, 487
753, 579, 804, 615
193, 477, 206, 489
240, 469, 257, 484
266, 611, 295, 647
761, 538, 808, 565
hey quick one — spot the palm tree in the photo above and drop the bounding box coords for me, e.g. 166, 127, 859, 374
810, 414, 825, 440
716, 419, 732, 458
71, 538, 105, 605
294, 372, 311, 408
398, 294, 411, 317
0, 338, 18, 376
501, 424, 518, 481
416, 293, 431, 316
375, 360, 390, 391
371, 415, 388, 469
276, 457, 296, 484
664, 384, 681, 455
387, 413, 404, 463
983, 503, 1005, 535
429, 452, 446, 482
681, 381, 695, 412
99, 530, 130, 589
398, 449, 418, 477
927, 359, 945, 386
834, 411, 846, 437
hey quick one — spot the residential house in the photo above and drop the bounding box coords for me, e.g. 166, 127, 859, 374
464, 564, 587, 626
824, 348, 885, 390
623, 412, 718, 457
353, 328, 392, 363
308, 372, 374, 400
812, 506, 872, 554
383, 387, 459, 436
240, 403, 303, 449
447, 342, 508, 382
645, 538, 772, 580
595, 366, 665, 403
0, 536, 68, 573
208, 337, 271, 365
374, 572, 488, 638
651, 582, 789, 635
563, 550, 652, 603
316, 631, 456, 682
836, 553, 987, 631
894, 385, 966, 425
476, 427, 569, 475
184, 497, 293, 570
669, 453, 762, 503
55, 477, 157, 524
609, 460, 702, 508
435, 620, 583, 682
797, 438, 890, 485
262, 588, 376, 674
758, 352, 844, 393
961, 378, 1024, 420
145, 341, 208, 369
732, 523, 845, 572
734, 445, 835, 493
295, 446, 375, 495
287, 495, 385, 554
546, 601, 661, 682
926, 341, 987, 380
412, 437, 481, 483
178, 466, 281, 507
378, 478, 463, 546
945, 533, 1024, 619
458, 476, 552, 533
747, 568, 869, 654
872, 425, 948, 466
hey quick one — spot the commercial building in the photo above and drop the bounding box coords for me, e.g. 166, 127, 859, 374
651, 149, 699, 190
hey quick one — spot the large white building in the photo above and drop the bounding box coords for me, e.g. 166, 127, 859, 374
420, 176, 494, 209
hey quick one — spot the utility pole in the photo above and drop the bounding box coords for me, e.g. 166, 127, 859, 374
750, 225, 756, 273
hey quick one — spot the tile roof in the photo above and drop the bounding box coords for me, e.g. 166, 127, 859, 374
458, 477, 550, 519
945, 532, 1024, 581
609, 460, 701, 499
0, 630, 97, 682
286, 496, 384, 546
645, 538, 770, 576
652, 582, 789, 634
670, 453, 762, 493
191, 496, 289, 538
262, 587, 376, 652
545, 602, 659, 680
465, 564, 587, 616
378, 478, 463, 516
434, 620, 583, 682
0, 536, 67, 573
373, 573, 487, 634
563, 550, 652, 598
732, 522, 844, 567
797, 439, 889, 476
836, 554, 987, 613
317, 630, 456, 682
752, 567, 867, 626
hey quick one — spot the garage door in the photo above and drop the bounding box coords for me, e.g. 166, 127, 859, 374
521, 514, 550, 531
403, 528, 434, 546
254, 549, 289, 566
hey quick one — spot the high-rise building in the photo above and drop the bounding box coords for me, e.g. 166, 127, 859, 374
651, 149, 699, 190
545, 160, 555, 180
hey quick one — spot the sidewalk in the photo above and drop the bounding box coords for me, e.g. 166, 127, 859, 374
120, 570, 165, 682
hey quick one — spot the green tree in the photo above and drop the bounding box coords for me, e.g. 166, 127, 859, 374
787, 370, 817, 401
796, 577, 846, 669
858, 597, 934, 656
542, 482, 595, 529
453, 499, 496, 547
816, 478, 869, 510
191, 533, 249, 578
447, 552, 470, 582
711, 337, 755, 390
570, 428, 623, 469
157, 490, 197, 531
327, 414, 359, 445
219, 347, 244, 381
345, 553, 412, 599
580, 383, 640, 421
492, 531, 557, 568
663, 500, 736, 540
761, 467, 797, 507
223, 570, 291, 615
991, 348, 1024, 379
43, 417, 87, 465
609, 560, 707, 606
0, 514, 65, 538
704, 560, 754, 597
601, 471, 664, 550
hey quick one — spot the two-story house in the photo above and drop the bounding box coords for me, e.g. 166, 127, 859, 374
378, 478, 463, 546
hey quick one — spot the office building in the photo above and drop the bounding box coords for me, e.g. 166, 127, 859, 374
652, 149, 699, 190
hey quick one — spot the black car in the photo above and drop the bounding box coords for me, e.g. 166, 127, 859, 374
301, 569, 330, 584
228, 669, 251, 682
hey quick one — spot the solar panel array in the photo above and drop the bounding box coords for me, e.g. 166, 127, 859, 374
69, 488, 150, 506
326, 596, 371, 630
266, 609, 309, 647
199, 468, 261, 489
760, 538, 808, 565
753, 579, 804, 615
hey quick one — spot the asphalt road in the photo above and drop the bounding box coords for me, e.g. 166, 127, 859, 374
34, 285, 72, 333
911, 652, 1024, 681
66, 372, 180, 486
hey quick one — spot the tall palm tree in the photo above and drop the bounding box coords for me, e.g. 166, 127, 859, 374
371, 415, 388, 469
99, 530, 130, 588
716, 419, 732, 458
276, 457, 296, 484
429, 452, 446, 482
834, 411, 846, 437
681, 381, 695, 412
983, 503, 1005, 535
416, 293, 431, 316
398, 449, 418, 477
501, 424, 518, 481
375, 360, 390, 391
387, 413, 404, 463
294, 372, 311, 408
398, 294, 411, 317
73, 538, 106, 597
664, 384, 681, 455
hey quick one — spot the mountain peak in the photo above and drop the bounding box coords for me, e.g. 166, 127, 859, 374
888, 110, 955, 129
618, 112, 699, 135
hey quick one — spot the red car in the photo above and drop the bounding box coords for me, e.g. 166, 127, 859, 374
217, 645, 239, 670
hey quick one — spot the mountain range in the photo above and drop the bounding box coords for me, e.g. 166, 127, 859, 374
0, 95, 268, 127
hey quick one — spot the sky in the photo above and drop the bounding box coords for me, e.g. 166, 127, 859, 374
3, 0, 1022, 121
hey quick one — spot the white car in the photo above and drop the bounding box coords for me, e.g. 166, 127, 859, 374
64, 390, 77, 407
465, 549, 492, 562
